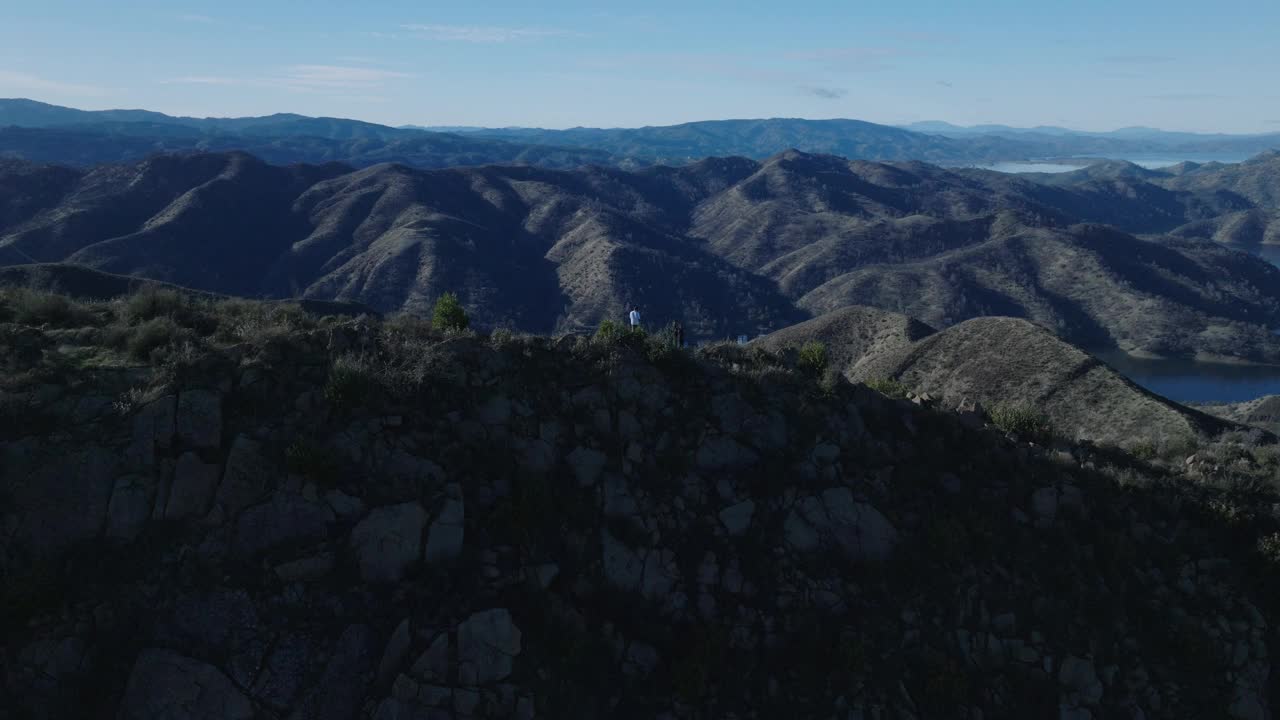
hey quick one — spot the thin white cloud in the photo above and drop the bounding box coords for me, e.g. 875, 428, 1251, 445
162, 65, 413, 93
281, 65, 412, 89
401, 23, 576, 43
178, 13, 217, 24
0, 69, 109, 97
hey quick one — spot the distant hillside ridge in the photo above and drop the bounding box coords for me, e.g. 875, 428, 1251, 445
4, 149, 1280, 361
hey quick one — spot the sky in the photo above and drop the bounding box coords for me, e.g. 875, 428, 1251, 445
2, 0, 1279, 133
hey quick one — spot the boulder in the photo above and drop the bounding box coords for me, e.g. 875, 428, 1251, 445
217, 435, 273, 514
105, 475, 155, 540
165, 452, 221, 520
119, 649, 253, 720
719, 500, 756, 536
424, 492, 465, 565
349, 503, 427, 582
567, 446, 607, 487
233, 493, 334, 558
176, 390, 222, 449
457, 609, 522, 685
785, 488, 898, 562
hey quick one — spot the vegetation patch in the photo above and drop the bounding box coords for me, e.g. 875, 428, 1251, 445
797, 341, 828, 376
866, 377, 911, 399
431, 292, 470, 332
989, 404, 1054, 441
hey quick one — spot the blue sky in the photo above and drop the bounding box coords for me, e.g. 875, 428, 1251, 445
2, 0, 1278, 132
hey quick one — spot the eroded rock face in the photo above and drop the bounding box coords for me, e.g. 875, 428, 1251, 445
5, 325, 1279, 719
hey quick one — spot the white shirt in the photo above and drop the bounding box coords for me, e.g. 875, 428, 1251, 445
629, 310, 641, 327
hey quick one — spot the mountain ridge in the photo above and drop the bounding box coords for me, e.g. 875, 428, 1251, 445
3, 149, 1280, 363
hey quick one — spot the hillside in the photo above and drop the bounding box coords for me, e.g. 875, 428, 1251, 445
754, 308, 1242, 448
4, 288, 1280, 718
1201, 395, 1280, 435
4, 150, 1280, 361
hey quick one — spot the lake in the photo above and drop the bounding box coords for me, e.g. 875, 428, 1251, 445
1091, 349, 1280, 404
972, 153, 1255, 174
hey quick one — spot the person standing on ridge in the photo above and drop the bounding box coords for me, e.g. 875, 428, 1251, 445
629, 306, 641, 330
674, 320, 684, 348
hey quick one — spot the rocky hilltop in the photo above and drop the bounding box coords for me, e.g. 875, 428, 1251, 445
4, 288, 1280, 718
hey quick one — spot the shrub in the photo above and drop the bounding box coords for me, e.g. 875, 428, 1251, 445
594, 319, 624, 345
4, 288, 94, 328
124, 287, 185, 322
866, 378, 910, 399
989, 404, 1054, 441
1129, 441, 1158, 461
125, 317, 189, 361
797, 341, 828, 376
431, 292, 470, 332
324, 355, 374, 411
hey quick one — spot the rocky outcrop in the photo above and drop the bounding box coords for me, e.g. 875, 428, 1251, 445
3, 314, 1280, 718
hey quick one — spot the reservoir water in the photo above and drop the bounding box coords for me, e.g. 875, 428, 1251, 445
1089, 350, 1280, 404
972, 153, 1255, 174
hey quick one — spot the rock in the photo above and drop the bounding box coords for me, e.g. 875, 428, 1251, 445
785, 488, 898, 562
478, 395, 512, 425
1059, 655, 1103, 705
119, 649, 253, 720
457, 609, 522, 685
603, 473, 639, 518
105, 475, 155, 540
12, 445, 116, 553
719, 500, 756, 536
350, 502, 427, 582
378, 619, 414, 687
126, 396, 176, 468
1031, 487, 1059, 523
176, 390, 222, 449
602, 529, 644, 592
289, 624, 377, 720
253, 634, 315, 710
567, 446, 607, 487
424, 492, 465, 565
233, 493, 334, 558
166, 452, 221, 519
217, 435, 273, 514
410, 633, 451, 682
324, 489, 365, 517
696, 435, 759, 471
274, 553, 336, 582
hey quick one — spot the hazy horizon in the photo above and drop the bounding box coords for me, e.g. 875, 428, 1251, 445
3, 0, 1279, 134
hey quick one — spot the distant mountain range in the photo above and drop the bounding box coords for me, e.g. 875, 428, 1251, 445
3, 147, 1280, 363
4, 99, 1279, 171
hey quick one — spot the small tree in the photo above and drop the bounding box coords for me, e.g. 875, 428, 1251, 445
797, 341, 828, 376
431, 292, 469, 332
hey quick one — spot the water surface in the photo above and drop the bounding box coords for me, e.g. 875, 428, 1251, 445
1090, 350, 1280, 404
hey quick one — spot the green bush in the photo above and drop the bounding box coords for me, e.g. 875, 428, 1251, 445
4, 288, 94, 328
324, 355, 374, 411
989, 404, 1054, 441
797, 341, 828, 376
124, 287, 186, 322
1129, 440, 1158, 462
866, 377, 910, 399
125, 317, 189, 361
431, 292, 470, 332
594, 318, 624, 345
